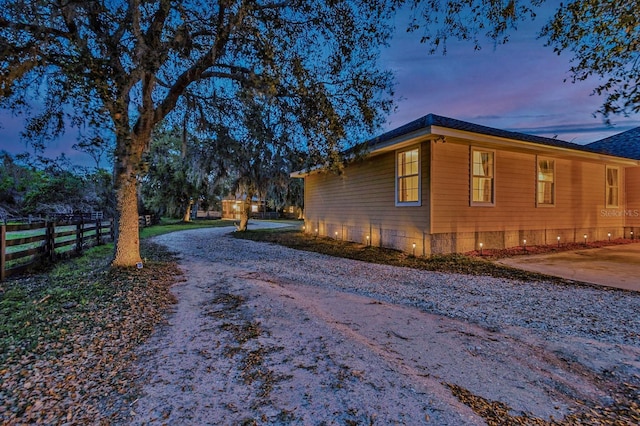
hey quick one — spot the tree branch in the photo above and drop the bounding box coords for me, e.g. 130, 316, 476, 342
152, 3, 242, 125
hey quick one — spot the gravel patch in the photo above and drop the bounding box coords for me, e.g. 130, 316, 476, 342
129, 225, 640, 424
226, 231, 640, 348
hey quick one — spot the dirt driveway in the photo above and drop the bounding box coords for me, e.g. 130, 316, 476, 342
498, 243, 640, 292
127, 224, 640, 425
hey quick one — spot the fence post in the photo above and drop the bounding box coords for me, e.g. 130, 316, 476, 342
76, 219, 83, 254
1, 224, 6, 282
96, 219, 102, 245
46, 221, 56, 262
110, 219, 115, 241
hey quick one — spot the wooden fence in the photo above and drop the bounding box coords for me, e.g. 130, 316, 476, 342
0, 219, 114, 281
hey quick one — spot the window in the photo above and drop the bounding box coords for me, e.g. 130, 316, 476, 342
537, 158, 555, 206
396, 147, 420, 205
606, 166, 619, 207
471, 149, 494, 205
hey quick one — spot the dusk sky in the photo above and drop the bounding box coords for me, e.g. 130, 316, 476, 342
380, 5, 640, 143
1, 3, 639, 167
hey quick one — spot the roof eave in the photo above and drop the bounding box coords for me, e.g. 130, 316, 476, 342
291, 118, 640, 176
431, 126, 640, 165
367, 127, 435, 155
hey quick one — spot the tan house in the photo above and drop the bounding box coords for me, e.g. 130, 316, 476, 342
221, 196, 270, 220
293, 114, 640, 255
221, 196, 300, 220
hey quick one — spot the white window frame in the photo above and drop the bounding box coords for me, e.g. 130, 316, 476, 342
395, 146, 421, 207
536, 157, 555, 207
470, 147, 495, 206
605, 165, 620, 208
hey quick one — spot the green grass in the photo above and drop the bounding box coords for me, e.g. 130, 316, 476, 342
0, 238, 181, 422
0, 245, 115, 361
139, 218, 234, 239
0, 216, 210, 348
233, 228, 566, 283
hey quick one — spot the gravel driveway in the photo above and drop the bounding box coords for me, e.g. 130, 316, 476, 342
128, 224, 640, 425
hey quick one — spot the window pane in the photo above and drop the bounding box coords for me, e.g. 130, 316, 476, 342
607, 188, 618, 206
473, 177, 493, 203
397, 153, 405, 175
399, 175, 419, 202
473, 154, 484, 176
399, 149, 418, 176
537, 181, 554, 204
538, 160, 554, 181
607, 168, 618, 186
408, 154, 418, 175
473, 151, 492, 177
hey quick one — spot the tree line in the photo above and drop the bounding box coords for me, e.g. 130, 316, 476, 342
0, 152, 114, 221
140, 123, 304, 223
1, 123, 303, 223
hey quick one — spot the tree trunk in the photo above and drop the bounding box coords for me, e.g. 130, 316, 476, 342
112, 171, 142, 267
237, 193, 253, 231
111, 124, 149, 267
183, 199, 194, 222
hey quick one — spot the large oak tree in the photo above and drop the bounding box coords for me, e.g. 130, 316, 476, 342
0, 0, 395, 266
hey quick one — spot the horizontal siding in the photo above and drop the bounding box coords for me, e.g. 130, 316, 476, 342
431, 140, 627, 234
304, 142, 430, 252
625, 167, 640, 227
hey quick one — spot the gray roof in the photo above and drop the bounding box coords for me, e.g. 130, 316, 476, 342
365, 113, 612, 156
586, 127, 640, 160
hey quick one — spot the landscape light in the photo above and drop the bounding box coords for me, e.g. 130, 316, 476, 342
335, 231, 339, 239
631, 231, 635, 240
557, 235, 560, 247
584, 234, 587, 244
366, 235, 370, 246
608, 232, 611, 241
523, 239, 527, 252
412, 242, 416, 256
479, 242, 483, 255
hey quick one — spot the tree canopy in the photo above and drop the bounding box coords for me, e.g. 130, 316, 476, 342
541, 0, 640, 117
404, 0, 544, 54
141, 124, 223, 221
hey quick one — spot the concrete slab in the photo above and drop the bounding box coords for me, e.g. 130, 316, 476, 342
497, 243, 640, 292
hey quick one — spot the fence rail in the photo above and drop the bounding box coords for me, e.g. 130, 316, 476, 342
0, 219, 114, 281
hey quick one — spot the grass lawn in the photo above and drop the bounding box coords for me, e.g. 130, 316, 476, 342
1, 218, 231, 364
1, 217, 232, 328
139, 218, 235, 239
0, 218, 207, 422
